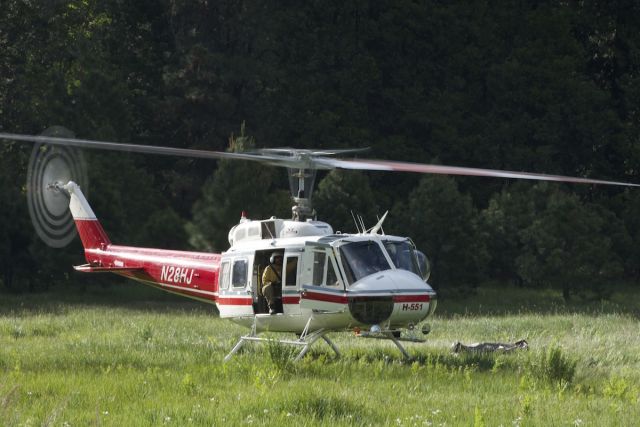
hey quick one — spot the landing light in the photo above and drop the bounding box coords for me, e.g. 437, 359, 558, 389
370, 324, 381, 334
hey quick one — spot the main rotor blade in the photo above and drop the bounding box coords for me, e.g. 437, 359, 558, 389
0, 133, 346, 169
0, 133, 270, 163
317, 158, 640, 187
3, 132, 637, 187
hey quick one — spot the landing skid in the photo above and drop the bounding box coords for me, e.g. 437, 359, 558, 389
356, 329, 427, 360
224, 316, 341, 362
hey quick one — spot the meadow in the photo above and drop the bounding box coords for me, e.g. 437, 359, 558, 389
0, 283, 639, 426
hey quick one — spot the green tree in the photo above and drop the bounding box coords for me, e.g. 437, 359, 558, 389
85, 152, 186, 249
389, 175, 488, 291
516, 189, 624, 301
187, 125, 290, 252
2, 0, 639, 293
0, 145, 34, 291
610, 189, 640, 279
481, 182, 560, 282
0, 1, 187, 290
314, 170, 379, 233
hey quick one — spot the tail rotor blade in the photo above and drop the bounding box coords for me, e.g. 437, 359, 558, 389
26, 127, 89, 248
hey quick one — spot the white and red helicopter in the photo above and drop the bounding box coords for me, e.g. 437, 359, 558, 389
1, 130, 638, 360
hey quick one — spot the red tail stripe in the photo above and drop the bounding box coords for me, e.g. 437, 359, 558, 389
75, 219, 111, 249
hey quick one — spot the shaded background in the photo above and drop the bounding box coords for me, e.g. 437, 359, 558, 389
1, 0, 640, 300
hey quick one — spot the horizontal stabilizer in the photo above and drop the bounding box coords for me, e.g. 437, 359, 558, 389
74, 264, 144, 273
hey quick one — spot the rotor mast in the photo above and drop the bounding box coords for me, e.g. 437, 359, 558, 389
288, 167, 317, 221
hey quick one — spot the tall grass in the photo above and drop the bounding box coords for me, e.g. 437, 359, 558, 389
0, 283, 639, 425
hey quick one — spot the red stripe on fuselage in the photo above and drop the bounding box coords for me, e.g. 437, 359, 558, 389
302, 291, 349, 304
136, 278, 218, 303
392, 294, 431, 303
216, 296, 301, 306
217, 297, 253, 305
282, 296, 301, 304
303, 291, 431, 305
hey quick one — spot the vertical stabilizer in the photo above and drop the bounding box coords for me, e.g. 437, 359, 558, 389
62, 181, 111, 249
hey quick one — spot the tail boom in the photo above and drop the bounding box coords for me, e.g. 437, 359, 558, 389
63, 181, 222, 304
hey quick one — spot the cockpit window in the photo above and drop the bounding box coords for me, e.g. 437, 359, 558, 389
383, 239, 423, 278
339, 241, 391, 285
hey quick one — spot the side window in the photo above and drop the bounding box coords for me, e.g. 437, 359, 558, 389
284, 256, 299, 287
326, 257, 339, 287
220, 261, 230, 290
261, 221, 276, 238
312, 251, 326, 285
310, 250, 342, 287
232, 259, 248, 288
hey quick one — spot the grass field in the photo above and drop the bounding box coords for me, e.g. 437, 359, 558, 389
1, 283, 639, 426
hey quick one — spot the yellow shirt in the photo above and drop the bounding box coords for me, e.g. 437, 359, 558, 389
262, 263, 282, 288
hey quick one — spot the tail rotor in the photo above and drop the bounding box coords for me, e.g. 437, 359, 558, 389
27, 126, 88, 248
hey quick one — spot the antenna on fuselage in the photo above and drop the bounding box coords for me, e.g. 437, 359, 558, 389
350, 211, 360, 233
358, 215, 367, 234
368, 211, 388, 235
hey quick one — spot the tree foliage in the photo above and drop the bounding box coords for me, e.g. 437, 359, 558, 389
1, 1, 640, 293
516, 188, 624, 301
0, 145, 34, 291
390, 176, 488, 290
481, 183, 558, 282
187, 124, 290, 252
314, 170, 378, 233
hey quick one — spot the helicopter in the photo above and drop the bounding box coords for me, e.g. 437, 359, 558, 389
1, 130, 638, 361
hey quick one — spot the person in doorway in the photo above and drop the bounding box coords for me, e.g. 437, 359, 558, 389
262, 251, 283, 315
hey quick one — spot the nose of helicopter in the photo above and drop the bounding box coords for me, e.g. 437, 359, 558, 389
347, 269, 436, 326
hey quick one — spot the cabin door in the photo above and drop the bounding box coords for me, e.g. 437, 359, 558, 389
282, 254, 301, 315
299, 245, 347, 312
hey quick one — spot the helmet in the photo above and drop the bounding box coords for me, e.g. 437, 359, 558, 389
270, 251, 283, 264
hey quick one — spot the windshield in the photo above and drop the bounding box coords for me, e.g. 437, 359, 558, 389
383, 239, 423, 278
339, 241, 391, 285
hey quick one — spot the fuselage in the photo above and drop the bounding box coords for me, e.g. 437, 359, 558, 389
67, 181, 437, 334
219, 230, 437, 333
79, 221, 436, 334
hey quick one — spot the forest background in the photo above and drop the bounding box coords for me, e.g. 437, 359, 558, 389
1, 0, 640, 301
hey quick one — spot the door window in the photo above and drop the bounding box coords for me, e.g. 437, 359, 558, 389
284, 256, 299, 287
312, 251, 326, 285
326, 257, 340, 287
232, 259, 248, 288
220, 261, 230, 290
311, 249, 342, 288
